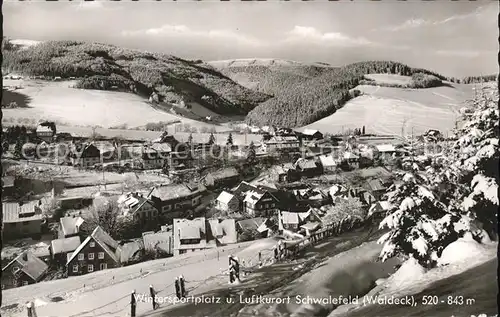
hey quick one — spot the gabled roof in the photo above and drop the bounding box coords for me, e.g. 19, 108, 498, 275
206, 167, 239, 180
51, 236, 81, 255
233, 181, 259, 196
376, 144, 396, 153
302, 129, 322, 136
150, 142, 172, 153
143, 231, 172, 253
116, 240, 144, 263
295, 158, 318, 170
343, 152, 359, 160
216, 191, 237, 205
60, 216, 85, 236
319, 155, 337, 167
2, 251, 49, 282
365, 178, 386, 192
300, 222, 321, 231
207, 219, 237, 244
2, 176, 15, 188
280, 211, 310, 225
3, 201, 44, 223
243, 190, 265, 205
149, 183, 206, 201
175, 218, 204, 240
67, 226, 119, 265
36, 126, 53, 133
236, 217, 267, 231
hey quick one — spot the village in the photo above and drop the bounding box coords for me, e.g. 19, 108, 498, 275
1, 119, 447, 290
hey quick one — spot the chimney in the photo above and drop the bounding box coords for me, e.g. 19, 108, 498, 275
22, 253, 28, 261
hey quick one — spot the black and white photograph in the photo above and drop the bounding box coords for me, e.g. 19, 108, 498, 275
1, 1, 498, 317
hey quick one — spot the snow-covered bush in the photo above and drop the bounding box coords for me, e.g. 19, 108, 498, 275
378, 84, 499, 268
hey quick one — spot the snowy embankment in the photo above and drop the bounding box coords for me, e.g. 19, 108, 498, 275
236, 238, 400, 317
328, 233, 498, 317
1, 238, 279, 317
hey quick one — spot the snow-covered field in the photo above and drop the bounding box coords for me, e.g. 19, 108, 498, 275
9, 162, 170, 187
1, 238, 278, 317
303, 83, 475, 136
364, 74, 413, 86
1, 79, 225, 131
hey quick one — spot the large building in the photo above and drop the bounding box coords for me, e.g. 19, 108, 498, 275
148, 183, 207, 218
243, 189, 279, 218
2, 201, 44, 240
66, 226, 120, 277
172, 217, 237, 256
70, 143, 101, 168
264, 136, 300, 152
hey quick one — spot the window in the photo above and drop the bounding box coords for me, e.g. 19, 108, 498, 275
90, 242, 95, 248
73, 265, 78, 273
88, 253, 94, 260
78, 254, 84, 261
179, 250, 186, 254
100, 263, 107, 270
98, 252, 105, 259
88, 264, 94, 272
162, 205, 172, 212
23, 281, 29, 286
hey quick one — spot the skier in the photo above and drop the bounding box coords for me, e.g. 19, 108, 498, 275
174, 277, 181, 299
179, 275, 186, 298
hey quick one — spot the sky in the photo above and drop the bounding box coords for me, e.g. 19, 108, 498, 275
3, 0, 498, 77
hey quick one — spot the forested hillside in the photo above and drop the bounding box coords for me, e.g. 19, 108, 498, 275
2, 39, 270, 115
245, 61, 450, 127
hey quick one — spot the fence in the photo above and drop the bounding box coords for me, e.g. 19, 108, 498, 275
276, 216, 365, 262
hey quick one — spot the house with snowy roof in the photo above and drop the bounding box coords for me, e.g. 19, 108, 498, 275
58, 216, 85, 239
2, 251, 49, 289
36, 124, 55, 143
66, 226, 120, 276
318, 155, 338, 173
300, 129, 324, 141
236, 217, 273, 238
148, 183, 207, 217
243, 189, 279, 217
215, 191, 240, 213
172, 217, 237, 256
50, 236, 81, 264
118, 192, 159, 224
143, 230, 173, 255
2, 201, 44, 240
294, 158, 322, 177
278, 210, 320, 233
201, 167, 240, 189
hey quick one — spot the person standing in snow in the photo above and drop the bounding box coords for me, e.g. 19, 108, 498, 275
149, 285, 158, 310
179, 275, 186, 298
232, 256, 240, 281
273, 246, 279, 261
229, 261, 235, 283
174, 277, 181, 299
